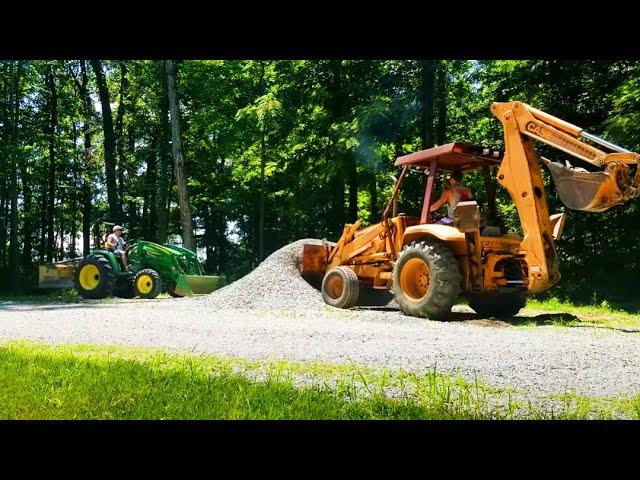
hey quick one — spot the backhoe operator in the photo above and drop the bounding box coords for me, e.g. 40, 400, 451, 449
106, 225, 128, 268
429, 171, 473, 224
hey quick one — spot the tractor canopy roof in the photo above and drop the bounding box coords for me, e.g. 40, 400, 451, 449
394, 142, 503, 172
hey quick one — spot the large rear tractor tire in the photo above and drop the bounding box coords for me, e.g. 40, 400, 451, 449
392, 240, 462, 320
134, 269, 163, 299
75, 255, 116, 299
469, 291, 527, 318
321, 266, 359, 309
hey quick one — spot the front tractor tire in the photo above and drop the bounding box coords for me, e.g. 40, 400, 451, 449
392, 240, 462, 321
75, 255, 116, 299
468, 291, 527, 318
134, 269, 162, 299
321, 266, 360, 309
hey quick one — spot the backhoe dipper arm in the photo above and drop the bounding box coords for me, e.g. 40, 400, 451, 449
491, 101, 640, 293
492, 101, 561, 293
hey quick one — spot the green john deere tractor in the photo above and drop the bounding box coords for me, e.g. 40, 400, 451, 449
39, 222, 225, 299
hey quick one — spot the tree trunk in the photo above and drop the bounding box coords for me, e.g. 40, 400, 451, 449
204, 204, 216, 273
257, 61, 266, 261
165, 60, 195, 252
69, 121, 78, 257
79, 60, 93, 256
421, 60, 435, 149
0, 195, 5, 272
483, 167, 499, 226
39, 190, 46, 264
57, 189, 64, 259
435, 61, 447, 146
259, 130, 266, 261
348, 153, 358, 223
328, 62, 346, 236
19, 160, 32, 270
145, 145, 158, 242
0, 66, 6, 272
45, 63, 57, 263
115, 62, 128, 217
90, 60, 121, 224
369, 174, 378, 224
9, 62, 21, 286
156, 62, 171, 243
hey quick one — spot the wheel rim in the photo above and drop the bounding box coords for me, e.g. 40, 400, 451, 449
400, 258, 430, 301
136, 275, 154, 294
326, 274, 344, 299
79, 264, 100, 290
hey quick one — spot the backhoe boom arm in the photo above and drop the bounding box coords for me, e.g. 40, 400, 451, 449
491, 101, 640, 292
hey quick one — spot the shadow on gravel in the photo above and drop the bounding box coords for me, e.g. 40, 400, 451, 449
0, 302, 122, 312
508, 312, 581, 326
0, 298, 180, 312
351, 306, 607, 329
358, 307, 640, 332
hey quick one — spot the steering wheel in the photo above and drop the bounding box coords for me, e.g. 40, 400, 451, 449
125, 240, 137, 254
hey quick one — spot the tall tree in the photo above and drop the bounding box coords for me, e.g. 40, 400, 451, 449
156, 62, 171, 243
435, 61, 447, 145
114, 61, 129, 208
90, 60, 121, 223
8, 62, 21, 285
421, 60, 435, 149
44, 63, 57, 263
235, 62, 282, 261
165, 60, 195, 252
79, 60, 95, 255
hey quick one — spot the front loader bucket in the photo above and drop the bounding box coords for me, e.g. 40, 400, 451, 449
543, 158, 630, 212
173, 274, 226, 297
298, 243, 330, 287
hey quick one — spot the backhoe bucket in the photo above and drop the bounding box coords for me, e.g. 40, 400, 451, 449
173, 274, 226, 297
543, 158, 630, 212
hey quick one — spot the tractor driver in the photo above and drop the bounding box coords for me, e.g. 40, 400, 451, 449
429, 171, 473, 225
106, 225, 128, 268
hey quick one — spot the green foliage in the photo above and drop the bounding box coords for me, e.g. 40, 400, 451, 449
1, 60, 640, 304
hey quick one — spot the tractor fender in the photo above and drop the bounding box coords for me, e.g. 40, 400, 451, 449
401, 224, 467, 256
92, 249, 123, 274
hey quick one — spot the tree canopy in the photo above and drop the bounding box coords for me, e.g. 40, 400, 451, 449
1, 59, 638, 305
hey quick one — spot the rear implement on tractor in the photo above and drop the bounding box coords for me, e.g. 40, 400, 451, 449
301, 101, 640, 320
39, 223, 225, 299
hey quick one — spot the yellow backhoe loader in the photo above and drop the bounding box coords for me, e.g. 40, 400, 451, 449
300, 101, 640, 319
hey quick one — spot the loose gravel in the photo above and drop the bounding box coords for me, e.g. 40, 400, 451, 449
197, 239, 327, 311
1, 239, 639, 406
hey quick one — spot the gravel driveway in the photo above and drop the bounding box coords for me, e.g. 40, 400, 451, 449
1, 298, 639, 400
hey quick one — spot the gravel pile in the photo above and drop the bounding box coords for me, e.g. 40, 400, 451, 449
197, 239, 327, 311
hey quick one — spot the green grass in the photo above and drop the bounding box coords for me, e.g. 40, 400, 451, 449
0, 288, 81, 304
0, 341, 637, 420
525, 297, 640, 330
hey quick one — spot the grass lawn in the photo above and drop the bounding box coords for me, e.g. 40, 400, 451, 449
0, 341, 638, 420
524, 297, 640, 330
